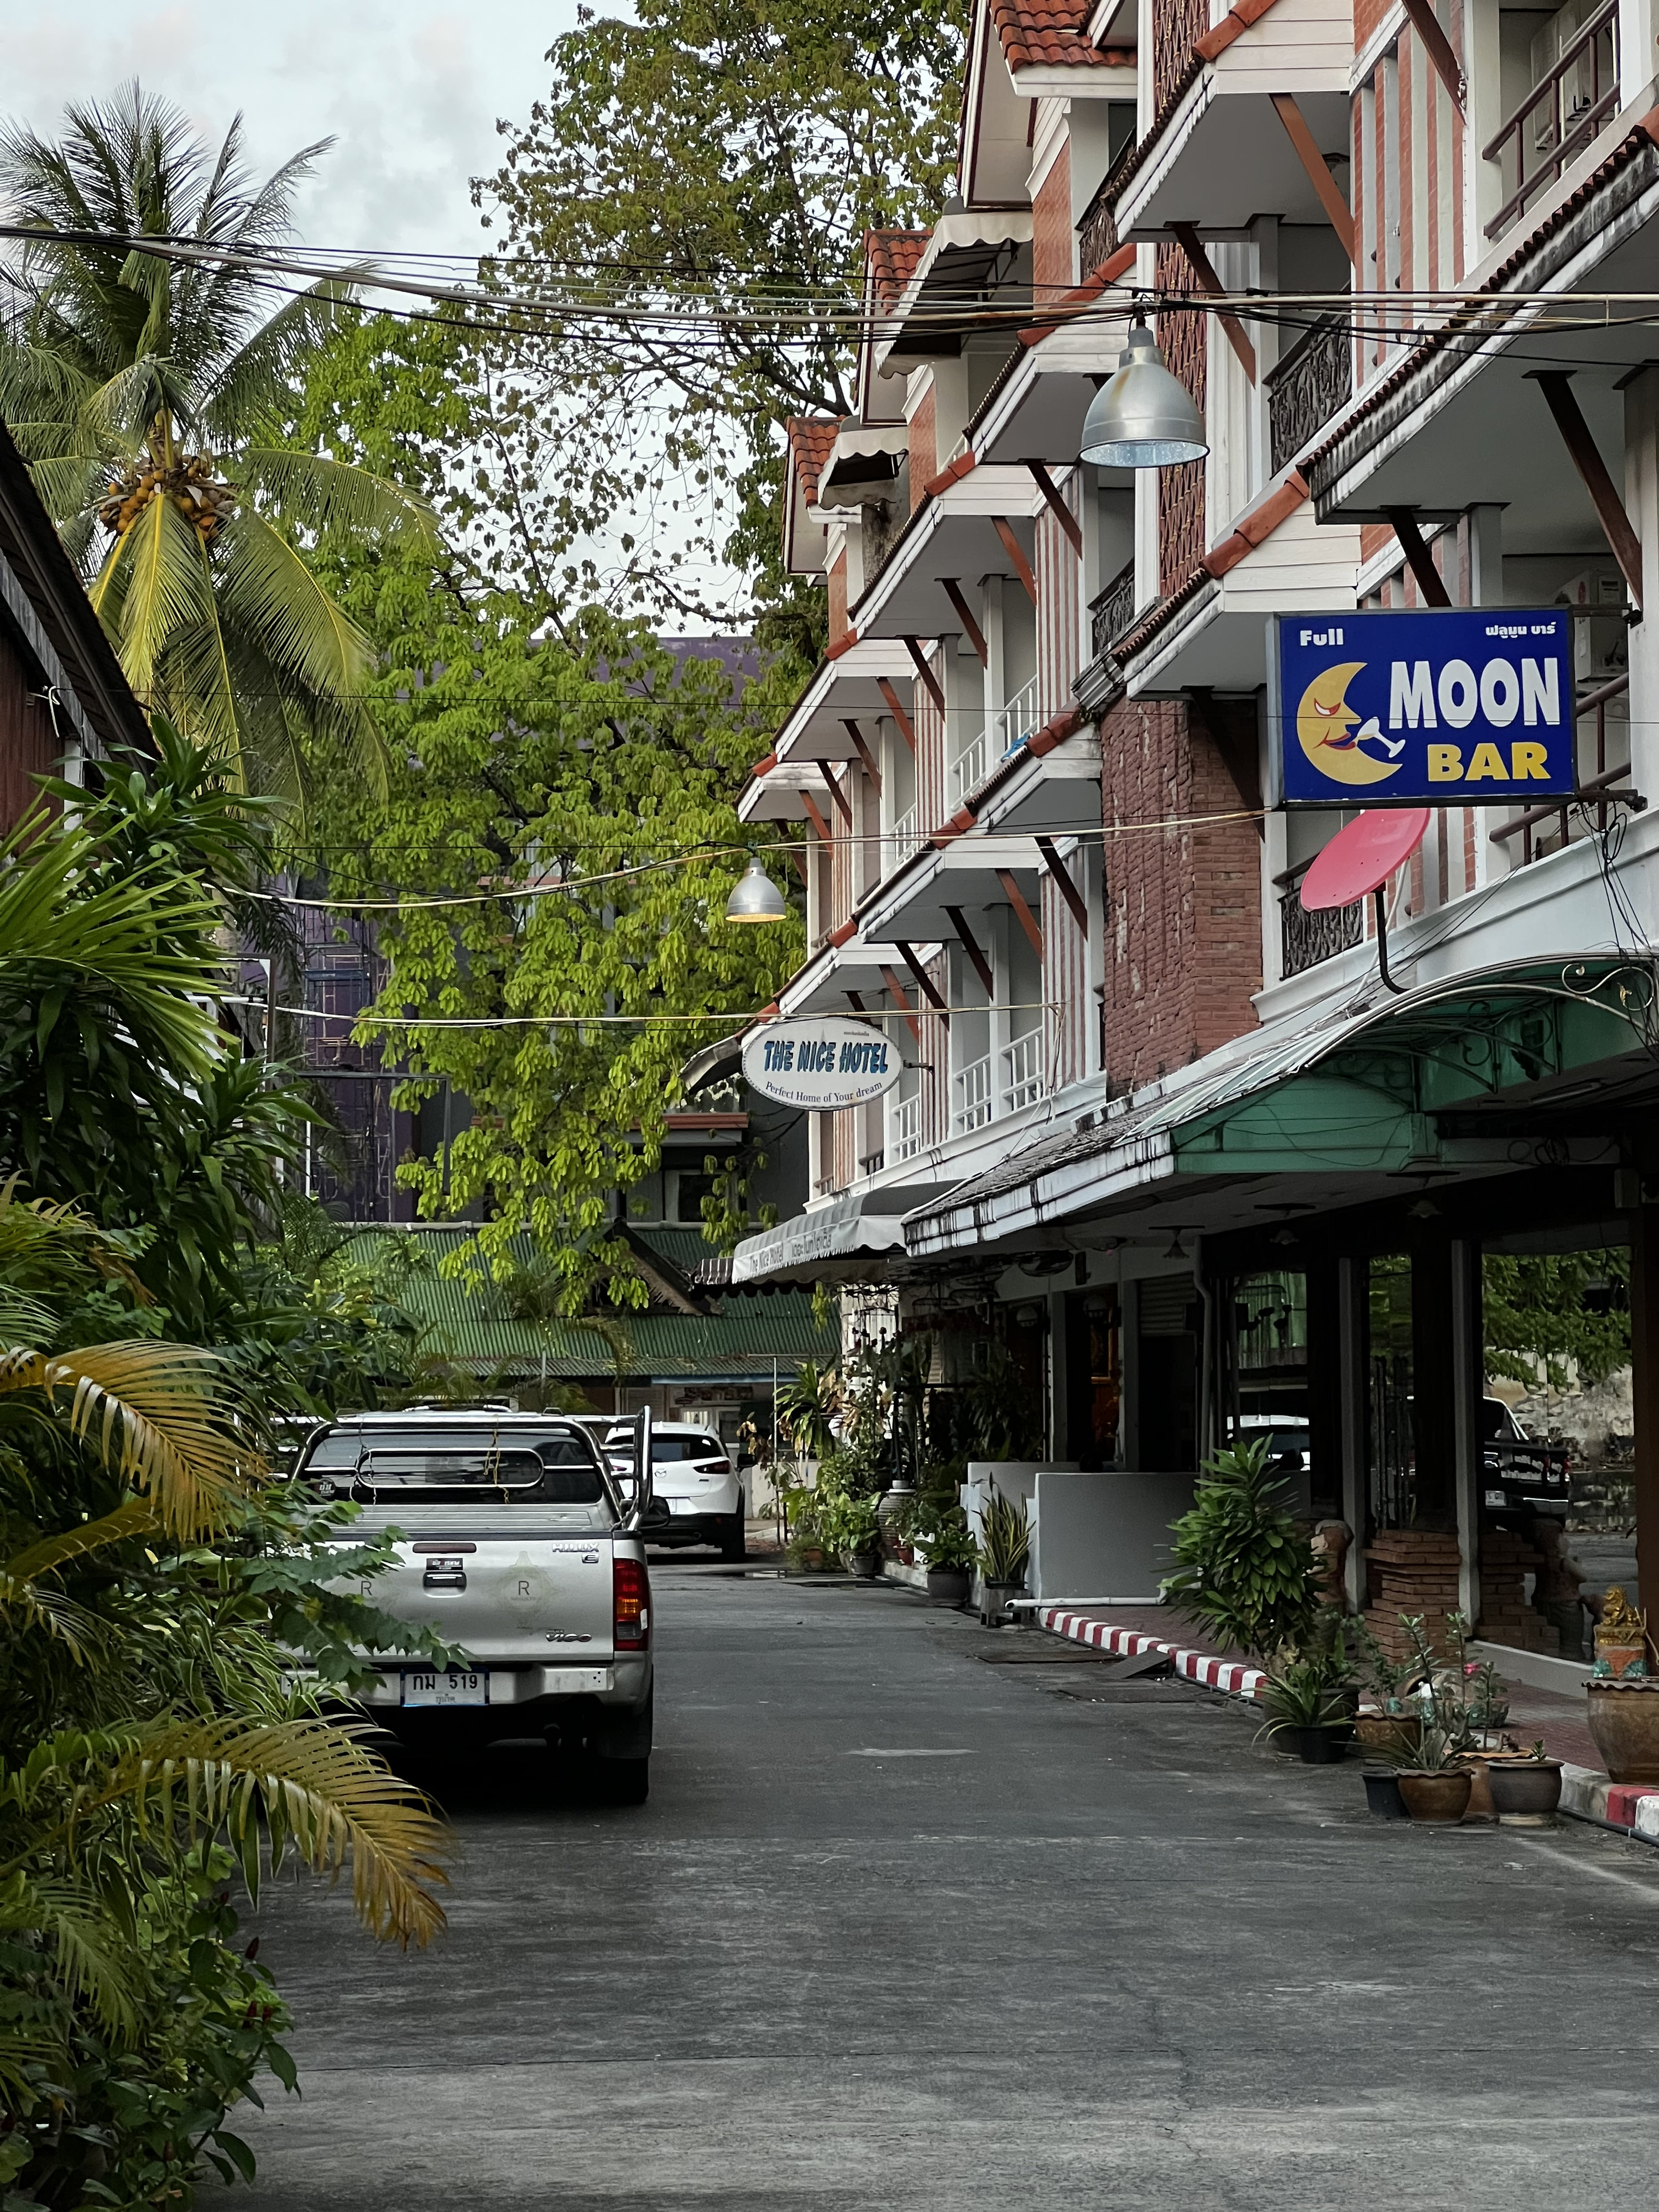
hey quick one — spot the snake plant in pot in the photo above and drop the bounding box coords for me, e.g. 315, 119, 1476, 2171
975, 1486, 1031, 1625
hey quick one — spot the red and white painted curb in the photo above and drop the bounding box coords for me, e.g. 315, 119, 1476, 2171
1039, 1608, 1267, 1699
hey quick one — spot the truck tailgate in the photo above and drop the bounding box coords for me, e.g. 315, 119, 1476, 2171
344, 1514, 616, 1660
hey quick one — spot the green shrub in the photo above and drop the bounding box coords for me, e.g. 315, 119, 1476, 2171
1160, 1438, 1319, 1660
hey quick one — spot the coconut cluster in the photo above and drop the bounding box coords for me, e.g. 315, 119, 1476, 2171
99, 435, 237, 542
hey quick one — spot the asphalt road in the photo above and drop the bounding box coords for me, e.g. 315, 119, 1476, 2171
230, 1566, 1659, 2210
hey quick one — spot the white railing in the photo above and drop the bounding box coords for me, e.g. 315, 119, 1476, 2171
886, 803, 923, 872
890, 1091, 922, 1162
952, 1052, 994, 1134
997, 674, 1042, 755
948, 676, 1044, 807
1002, 1029, 1045, 1113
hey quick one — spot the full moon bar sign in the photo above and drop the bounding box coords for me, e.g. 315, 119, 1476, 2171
1269, 607, 1578, 806
741, 1016, 902, 1110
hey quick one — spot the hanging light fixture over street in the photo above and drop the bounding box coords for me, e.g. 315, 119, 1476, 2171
1080, 322, 1208, 468
724, 856, 787, 923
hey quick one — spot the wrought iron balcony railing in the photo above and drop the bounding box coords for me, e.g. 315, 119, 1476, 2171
1276, 858, 1361, 979
1483, 0, 1618, 239
1089, 559, 1136, 662
1266, 315, 1352, 476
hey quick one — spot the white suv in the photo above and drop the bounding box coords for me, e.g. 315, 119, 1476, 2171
603, 1422, 744, 1559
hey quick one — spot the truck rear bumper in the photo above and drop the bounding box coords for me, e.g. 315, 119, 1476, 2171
356, 1655, 650, 1709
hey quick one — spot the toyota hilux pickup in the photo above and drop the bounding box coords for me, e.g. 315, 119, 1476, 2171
299, 1407, 655, 1801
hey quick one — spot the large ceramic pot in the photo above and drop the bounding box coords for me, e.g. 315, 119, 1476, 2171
1355, 1712, 1421, 1761
876, 1481, 914, 1532
925, 1567, 971, 1609
1486, 1760, 1563, 1825
1397, 1771, 1473, 1824
1586, 1679, 1659, 1781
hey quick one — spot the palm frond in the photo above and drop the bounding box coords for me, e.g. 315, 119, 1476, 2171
238, 448, 439, 547
4, 1496, 159, 1585
0, 1873, 140, 2035
93, 491, 213, 701
0, 1344, 245, 1540
202, 280, 365, 442
99, 1718, 450, 1948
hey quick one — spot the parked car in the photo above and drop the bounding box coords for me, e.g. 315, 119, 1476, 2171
1480, 1396, 1572, 1516
602, 1421, 745, 1559
298, 1408, 655, 1799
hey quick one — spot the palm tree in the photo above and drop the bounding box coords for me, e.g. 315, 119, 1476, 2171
0, 84, 439, 806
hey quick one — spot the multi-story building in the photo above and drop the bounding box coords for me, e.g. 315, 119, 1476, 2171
733, 0, 1659, 1639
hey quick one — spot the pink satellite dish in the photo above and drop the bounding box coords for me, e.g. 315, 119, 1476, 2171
1299, 807, 1432, 912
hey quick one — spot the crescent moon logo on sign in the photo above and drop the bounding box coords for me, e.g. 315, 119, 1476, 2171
1296, 661, 1403, 789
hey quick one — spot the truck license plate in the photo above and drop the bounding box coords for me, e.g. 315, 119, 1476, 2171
401, 1668, 489, 1707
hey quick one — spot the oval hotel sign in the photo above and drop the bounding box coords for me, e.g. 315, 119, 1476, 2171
1271, 607, 1578, 805
742, 1018, 901, 1110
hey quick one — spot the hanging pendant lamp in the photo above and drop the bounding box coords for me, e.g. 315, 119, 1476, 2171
1079, 321, 1208, 468
724, 855, 788, 922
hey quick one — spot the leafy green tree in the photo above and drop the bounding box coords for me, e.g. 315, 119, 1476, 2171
1483, 1248, 1630, 1394
476, 0, 968, 634
0, 84, 437, 804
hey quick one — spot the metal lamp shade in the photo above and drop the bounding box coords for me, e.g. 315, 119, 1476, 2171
1079, 325, 1208, 468
724, 855, 787, 922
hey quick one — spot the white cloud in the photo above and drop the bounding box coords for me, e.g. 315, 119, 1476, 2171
3, 1, 582, 259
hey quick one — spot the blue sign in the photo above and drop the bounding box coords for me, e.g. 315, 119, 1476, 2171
1271, 608, 1577, 806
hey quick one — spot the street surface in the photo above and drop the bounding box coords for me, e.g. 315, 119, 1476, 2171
233, 1567, 1659, 2209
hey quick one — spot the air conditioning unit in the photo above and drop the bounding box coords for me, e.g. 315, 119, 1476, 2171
1557, 570, 1629, 683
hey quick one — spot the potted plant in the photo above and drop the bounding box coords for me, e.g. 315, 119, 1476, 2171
839, 1495, 882, 1579
1351, 1618, 1423, 1761
1484, 1740, 1563, 1826
1254, 1650, 1354, 1765
1161, 1438, 1321, 1660
975, 1486, 1030, 1625
1387, 1693, 1475, 1822
916, 1509, 975, 1608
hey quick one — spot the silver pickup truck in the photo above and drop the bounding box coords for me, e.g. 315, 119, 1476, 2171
299, 1406, 655, 1801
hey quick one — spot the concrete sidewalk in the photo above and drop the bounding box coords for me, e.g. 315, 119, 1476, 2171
1035, 1601, 1659, 1843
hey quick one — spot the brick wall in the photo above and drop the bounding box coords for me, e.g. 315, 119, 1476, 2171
1157, 241, 1206, 594
909, 390, 936, 513
1099, 696, 1262, 1091
1032, 145, 1074, 307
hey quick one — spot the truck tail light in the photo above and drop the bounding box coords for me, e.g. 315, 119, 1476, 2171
614, 1556, 650, 1648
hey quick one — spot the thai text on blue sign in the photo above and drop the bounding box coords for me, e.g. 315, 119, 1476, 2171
1271, 608, 1577, 805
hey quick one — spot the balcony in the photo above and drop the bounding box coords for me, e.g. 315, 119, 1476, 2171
952, 1052, 995, 1134
1090, 560, 1136, 662
1490, 671, 1643, 865
1276, 859, 1362, 978
1002, 1029, 1044, 1113
949, 676, 1042, 808
887, 803, 924, 873
890, 1092, 923, 1162
1483, 0, 1618, 240
1267, 316, 1352, 476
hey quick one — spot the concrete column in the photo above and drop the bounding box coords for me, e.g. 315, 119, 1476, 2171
1452, 1238, 1484, 1628
1459, 503, 1504, 607
1623, 366, 1659, 800
1338, 1256, 1368, 1610
1047, 1287, 1070, 1460
988, 906, 1014, 1115
980, 573, 1007, 723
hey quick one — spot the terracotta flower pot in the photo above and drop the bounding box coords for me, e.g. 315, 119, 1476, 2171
1486, 1760, 1562, 1825
1397, 1771, 1472, 1824
1355, 1713, 1421, 1761
1585, 1679, 1659, 1782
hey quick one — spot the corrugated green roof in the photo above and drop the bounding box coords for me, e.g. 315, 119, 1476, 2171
343, 1228, 836, 1380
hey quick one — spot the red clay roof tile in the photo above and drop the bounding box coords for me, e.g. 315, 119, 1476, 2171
864, 229, 931, 311
990, 0, 1113, 71
785, 416, 843, 508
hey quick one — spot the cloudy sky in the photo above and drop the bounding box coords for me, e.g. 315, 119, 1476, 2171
6, 2, 586, 262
